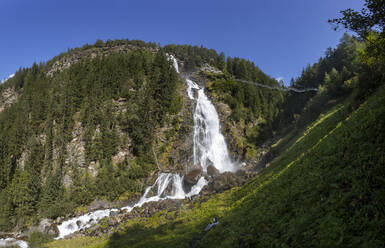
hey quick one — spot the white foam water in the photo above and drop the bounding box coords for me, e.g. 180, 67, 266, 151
193, 88, 236, 173
0, 238, 28, 248
136, 173, 207, 205
167, 54, 179, 73
186, 78, 200, 100
55, 172, 207, 239
121, 173, 207, 212
56, 208, 118, 239
55, 55, 235, 239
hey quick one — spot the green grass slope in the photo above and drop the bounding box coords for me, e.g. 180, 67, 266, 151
48, 86, 385, 248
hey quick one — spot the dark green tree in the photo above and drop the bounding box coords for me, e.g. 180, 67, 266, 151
39, 168, 64, 218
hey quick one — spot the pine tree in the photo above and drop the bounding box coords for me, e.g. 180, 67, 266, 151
39, 168, 64, 218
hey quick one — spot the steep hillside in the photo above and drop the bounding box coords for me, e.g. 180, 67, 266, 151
47, 84, 385, 248
199, 87, 384, 247
0, 42, 184, 229
0, 39, 282, 235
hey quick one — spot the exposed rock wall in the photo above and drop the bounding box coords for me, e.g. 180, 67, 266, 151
0, 87, 18, 113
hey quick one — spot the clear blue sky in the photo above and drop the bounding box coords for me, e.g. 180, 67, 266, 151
1, 0, 364, 84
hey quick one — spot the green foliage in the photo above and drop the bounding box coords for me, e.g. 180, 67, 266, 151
70, 166, 94, 206
206, 73, 283, 146
329, 0, 385, 101
39, 168, 66, 219
226, 57, 278, 86
28, 231, 54, 248
0, 190, 13, 230
4, 141, 45, 221
273, 34, 362, 134
47, 236, 104, 248
329, 0, 385, 38
164, 44, 223, 71
96, 160, 118, 200
8, 169, 36, 219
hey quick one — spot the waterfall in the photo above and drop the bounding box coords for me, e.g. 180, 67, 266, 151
54, 55, 236, 240
193, 88, 236, 173
186, 75, 236, 173
168, 54, 179, 73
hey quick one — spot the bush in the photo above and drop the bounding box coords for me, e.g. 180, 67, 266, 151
28, 231, 54, 248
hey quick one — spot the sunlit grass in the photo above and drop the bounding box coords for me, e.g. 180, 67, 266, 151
47, 236, 105, 248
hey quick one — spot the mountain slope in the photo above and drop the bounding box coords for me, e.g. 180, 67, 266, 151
198, 87, 384, 247
0, 40, 282, 233
0, 44, 184, 228
47, 83, 385, 248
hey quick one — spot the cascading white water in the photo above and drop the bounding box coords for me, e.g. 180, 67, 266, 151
0, 238, 28, 248
54, 54, 235, 240
168, 54, 179, 73
191, 86, 236, 173
186, 78, 200, 100
56, 208, 118, 239
121, 173, 207, 212
55, 172, 208, 239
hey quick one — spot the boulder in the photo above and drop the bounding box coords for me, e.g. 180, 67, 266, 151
76, 220, 82, 228
107, 217, 118, 227
235, 169, 247, 177
26, 218, 59, 237
0, 232, 15, 239
110, 210, 119, 217
46, 224, 59, 236
42, 219, 58, 235
87, 199, 112, 212
117, 195, 141, 208
183, 167, 203, 192
15, 232, 29, 240
206, 164, 220, 176
56, 217, 64, 225
209, 172, 243, 193
184, 167, 202, 184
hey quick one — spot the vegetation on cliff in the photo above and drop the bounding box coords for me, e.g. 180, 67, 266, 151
0, 38, 282, 231
0, 46, 182, 229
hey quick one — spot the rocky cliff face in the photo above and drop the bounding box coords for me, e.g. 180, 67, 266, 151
0, 87, 18, 113
46, 83, 194, 190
